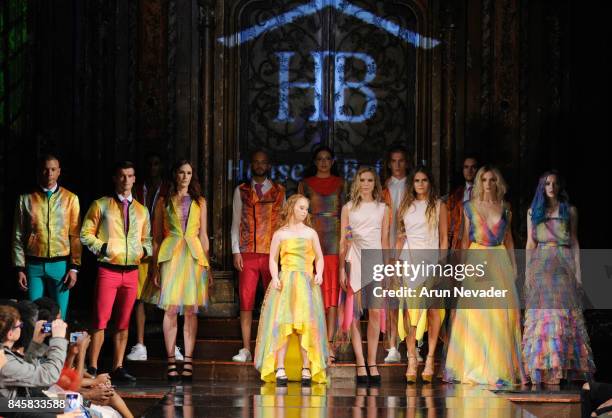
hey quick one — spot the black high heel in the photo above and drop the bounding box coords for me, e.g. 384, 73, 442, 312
356, 365, 369, 385
301, 367, 312, 386
167, 355, 179, 382
181, 355, 193, 382
367, 365, 381, 385
276, 367, 288, 386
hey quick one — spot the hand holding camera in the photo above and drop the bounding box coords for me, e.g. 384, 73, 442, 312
32, 320, 51, 344
51, 319, 68, 339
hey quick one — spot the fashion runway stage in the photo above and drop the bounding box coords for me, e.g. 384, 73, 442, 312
115, 377, 582, 417
99, 317, 584, 417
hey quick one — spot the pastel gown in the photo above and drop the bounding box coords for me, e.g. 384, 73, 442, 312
397, 200, 445, 342
254, 237, 328, 384
443, 201, 525, 385
522, 215, 595, 383
155, 196, 209, 314
337, 201, 387, 334
299, 176, 344, 309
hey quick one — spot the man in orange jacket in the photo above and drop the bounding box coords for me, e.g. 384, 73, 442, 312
230, 150, 285, 362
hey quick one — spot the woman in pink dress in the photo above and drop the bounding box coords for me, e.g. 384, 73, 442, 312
338, 166, 390, 384
396, 166, 448, 382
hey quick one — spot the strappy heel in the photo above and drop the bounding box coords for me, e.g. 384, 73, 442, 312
276, 367, 288, 386
301, 367, 312, 386
421, 354, 435, 383
167, 355, 179, 382
406, 355, 417, 383
356, 365, 368, 385
367, 365, 381, 385
181, 355, 193, 382
328, 343, 336, 364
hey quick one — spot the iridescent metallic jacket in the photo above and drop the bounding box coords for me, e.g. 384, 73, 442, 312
80, 196, 152, 267
12, 187, 82, 271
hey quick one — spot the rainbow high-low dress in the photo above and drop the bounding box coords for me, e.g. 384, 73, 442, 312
443, 201, 525, 385
254, 237, 328, 383
156, 196, 209, 314
522, 215, 595, 383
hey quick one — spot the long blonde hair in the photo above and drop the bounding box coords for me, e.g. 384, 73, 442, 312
471, 165, 507, 203
349, 166, 383, 209
397, 166, 439, 232
277, 194, 312, 230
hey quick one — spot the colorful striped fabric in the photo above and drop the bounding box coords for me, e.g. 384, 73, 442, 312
155, 196, 210, 314
522, 216, 595, 383
533, 216, 570, 246
155, 196, 209, 267
463, 201, 508, 246
443, 206, 525, 386
12, 187, 81, 269
254, 237, 328, 383
298, 176, 344, 255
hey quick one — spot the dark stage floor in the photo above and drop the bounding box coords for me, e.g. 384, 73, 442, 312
115, 378, 582, 418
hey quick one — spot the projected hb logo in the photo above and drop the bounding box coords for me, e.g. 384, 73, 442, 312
275, 51, 377, 123
217, 1, 440, 124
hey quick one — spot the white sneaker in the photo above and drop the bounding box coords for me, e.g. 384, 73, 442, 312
384, 347, 401, 363
126, 343, 147, 361
232, 348, 252, 362
175, 346, 184, 361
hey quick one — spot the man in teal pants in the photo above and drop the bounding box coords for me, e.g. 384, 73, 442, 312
12, 154, 82, 319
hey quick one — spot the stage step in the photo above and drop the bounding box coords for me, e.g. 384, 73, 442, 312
147, 318, 399, 339
138, 339, 414, 362
126, 360, 432, 382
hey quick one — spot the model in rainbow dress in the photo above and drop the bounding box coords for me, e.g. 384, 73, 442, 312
338, 167, 390, 384
522, 171, 594, 385
298, 145, 345, 362
443, 166, 525, 386
150, 160, 210, 381
396, 166, 448, 383
254, 194, 328, 385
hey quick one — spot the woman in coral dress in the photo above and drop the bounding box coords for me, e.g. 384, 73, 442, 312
298, 145, 345, 362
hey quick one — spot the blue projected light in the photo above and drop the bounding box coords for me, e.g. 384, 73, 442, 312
276, 51, 328, 122
217, 0, 440, 50
276, 51, 378, 123
218, 0, 440, 124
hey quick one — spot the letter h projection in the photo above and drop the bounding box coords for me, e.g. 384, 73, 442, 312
275, 51, 377, 123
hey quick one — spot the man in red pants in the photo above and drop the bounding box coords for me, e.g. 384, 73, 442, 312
81, 161, 152, 381
231, 150, 285, 362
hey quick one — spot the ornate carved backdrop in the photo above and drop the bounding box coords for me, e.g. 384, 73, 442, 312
233, 0, 432, 185
210, 0, 438, 269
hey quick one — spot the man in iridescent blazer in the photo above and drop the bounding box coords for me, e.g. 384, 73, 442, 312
12, 154, 81, 320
